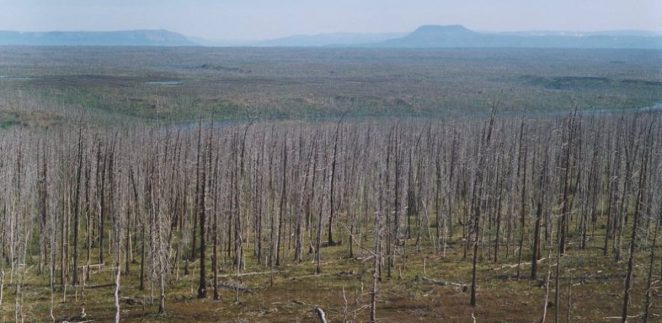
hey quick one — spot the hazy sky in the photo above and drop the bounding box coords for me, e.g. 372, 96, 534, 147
1, 0, 660, 40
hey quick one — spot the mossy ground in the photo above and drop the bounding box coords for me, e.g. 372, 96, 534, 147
1, 229, 659, 322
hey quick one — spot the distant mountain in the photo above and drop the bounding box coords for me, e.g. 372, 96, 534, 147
375, 25, 662, 49
188, 36, 253, 47
1, 26, 661, 48
0, 30, 194, 46
252, 32, 406, 47
502, 30, 662, 37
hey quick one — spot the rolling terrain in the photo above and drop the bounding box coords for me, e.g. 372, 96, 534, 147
0, 46, 661, 322
0, 47, 660, 127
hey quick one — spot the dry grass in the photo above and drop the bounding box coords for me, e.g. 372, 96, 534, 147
2, 230, 659, 322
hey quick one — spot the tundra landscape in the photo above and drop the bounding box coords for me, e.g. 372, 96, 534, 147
0, 2, 662, 322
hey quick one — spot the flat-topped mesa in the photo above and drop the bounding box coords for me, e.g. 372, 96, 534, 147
412, 25, 473, 34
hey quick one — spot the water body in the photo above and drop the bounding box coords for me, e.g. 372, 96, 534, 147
581, 102, 662, 115
640, 102, 662, 112
145, 80, 182, 86
0, 75, 34, 81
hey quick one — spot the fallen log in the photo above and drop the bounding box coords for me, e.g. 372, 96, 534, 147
217, 270, 280, 278
314, 306, 328, 323
603, 314, 642, 320
494, 258, 547, 271
421, 276, 467, 288
289, 273, 333, 280
218, 281, 253, 294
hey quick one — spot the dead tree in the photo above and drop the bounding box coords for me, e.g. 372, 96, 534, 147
621, 118, 654, 322
371, 159, 385, 323
196, 124, 208, 299
328, 114, 345, 246
470, 109, 496, 306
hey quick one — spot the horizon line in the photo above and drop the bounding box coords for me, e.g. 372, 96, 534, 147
2, 25, 662, 42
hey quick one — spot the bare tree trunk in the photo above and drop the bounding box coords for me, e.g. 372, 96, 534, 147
470, 109, 496, 307
532, 144, 548, 280
328, 114, 344, 245
621, 121, 653, 323
197, 124, 208, 299
643, 201, 661, 323
72, 128, 84, 286
542, 218, 555, 323
371, 161, 385, 323
316, 148, 327, 275
276, 136, 287, 266
114, 254, 121, 323
212, 137, 221, 301
516, 122, 527, 279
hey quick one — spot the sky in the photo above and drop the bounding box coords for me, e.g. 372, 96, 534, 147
0, 0, 660, 40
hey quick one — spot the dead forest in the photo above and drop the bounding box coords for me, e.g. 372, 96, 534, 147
1, 110, 661, 322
